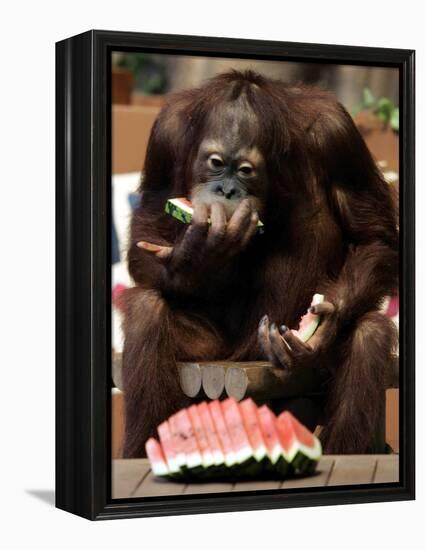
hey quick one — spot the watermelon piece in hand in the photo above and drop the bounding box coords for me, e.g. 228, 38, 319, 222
165, 197, 265, 233
292, 293, 324, 343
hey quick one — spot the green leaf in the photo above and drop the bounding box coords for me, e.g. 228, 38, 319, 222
375, 97, 393, 124
390, 107, 399, 131
362, 88, 375, 109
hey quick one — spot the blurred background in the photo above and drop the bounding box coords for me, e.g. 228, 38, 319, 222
111, 52, 400, 175
111, 52, 400, 458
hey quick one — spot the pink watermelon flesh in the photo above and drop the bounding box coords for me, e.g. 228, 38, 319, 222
277, 410, 315, 449
174, 409, 203, 469
221, 398, 253, 464
197, 402, 225, 466
175, 197, 193, 209
209, 400, 236, 466
187, 404, 214, 467
149, 401, 320, 479
168, 414, 186, 469
239, 398, 268, 462
276, 410, 321, 463
157, 420, 180, 474
257, 405, 283, 464
292, 293, 324, 342
145, 437, 169, 476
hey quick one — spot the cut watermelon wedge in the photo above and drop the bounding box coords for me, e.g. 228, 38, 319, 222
147, 400, 321, 481
168, 414, 186, 470
165, 197, 264, 233
257, 405, 290, 476
174, 409, 203, 470
187, 404, 215, 469
209, 400, 236, 467
276, 411, 322, 474
145, 437, 169, 477
197, 402, 225, 467
292, 293, 324, 343
157, 420, 180, 475
221, 398, 253, 464
239, 398, 268, 463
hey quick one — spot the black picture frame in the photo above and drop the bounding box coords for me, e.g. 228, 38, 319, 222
56, 29, 415, 521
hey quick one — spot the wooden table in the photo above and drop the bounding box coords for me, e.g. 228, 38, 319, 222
112, 455, 399, 499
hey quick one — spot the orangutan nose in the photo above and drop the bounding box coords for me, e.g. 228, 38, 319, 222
213, 183, 240, 199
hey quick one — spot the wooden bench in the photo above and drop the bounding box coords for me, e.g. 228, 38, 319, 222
112, 455, 399, 499
112, 353, 399, 455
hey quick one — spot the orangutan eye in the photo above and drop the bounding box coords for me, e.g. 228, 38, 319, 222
208, 154, 224, 170
238, 163, 254, 176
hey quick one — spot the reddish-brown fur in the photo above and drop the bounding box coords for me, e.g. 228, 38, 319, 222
121, 70, 398, 458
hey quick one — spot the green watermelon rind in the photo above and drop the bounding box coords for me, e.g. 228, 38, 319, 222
284, 437, 322, 475
154, 436, 321, 481
165, 199, 193, 225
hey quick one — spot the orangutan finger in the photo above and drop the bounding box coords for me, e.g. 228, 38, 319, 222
192, 202, 210, 225
240, 211, 259, 248
309, 301, 335, 316
226, 199, 252, 243
207, 202, 227, 248
269, 323, 292, 368
178, 204, 209, 258
137, 241, 173, 260
281, 327, 313, 354
258, 314, 272, 359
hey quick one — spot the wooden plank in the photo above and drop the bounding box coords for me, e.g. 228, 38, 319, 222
183, 481, 234, 495
178, 362, 202, 398
133, 471, 186, 497
232, 479, 282, 492
224, 363, 321, 401
112, 459, 150, 499
386, 389, 399, 452
202, 364, 225, 399
327, 455, 378, 486
281, 456, 335, 489
373, 455, 399, 483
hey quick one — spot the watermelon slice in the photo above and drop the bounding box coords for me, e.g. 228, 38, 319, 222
257, 405, 290, 476
221, 398, 253, 464
165, 197, 194, 225
157, 420, 180, 475
147, 400, 321, 481
145, 437, 169, 477
197, 401, 225, 467
276, 411, 322, 474
168, 414, 186, 470
174, 409, 203, 470
209, 400, 236, 467
292, 293, 324, 343
187, 404, 215, 469
239, 398, 268, 463
165, 197, 264, 233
